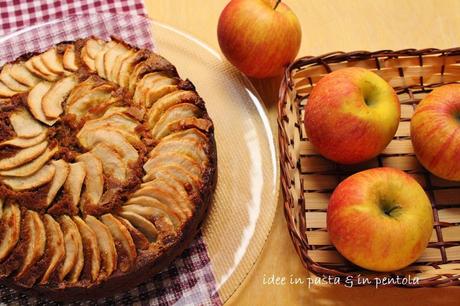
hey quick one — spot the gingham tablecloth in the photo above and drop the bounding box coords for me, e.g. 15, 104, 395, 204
0, 2, 221, 305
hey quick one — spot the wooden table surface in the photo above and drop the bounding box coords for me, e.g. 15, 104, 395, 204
146, 1, 460, 305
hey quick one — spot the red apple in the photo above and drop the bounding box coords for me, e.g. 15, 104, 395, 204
411, 84, 460, 181
305, 67, 400, 164
327, 167, 433, 272
217, 0, 301, 78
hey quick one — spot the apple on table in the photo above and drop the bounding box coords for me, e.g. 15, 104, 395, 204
217, 0, 301, 78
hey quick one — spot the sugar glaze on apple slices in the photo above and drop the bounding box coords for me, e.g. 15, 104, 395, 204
0, 36, 215, 290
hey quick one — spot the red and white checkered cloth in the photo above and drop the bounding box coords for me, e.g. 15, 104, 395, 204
0, 3, 221, 306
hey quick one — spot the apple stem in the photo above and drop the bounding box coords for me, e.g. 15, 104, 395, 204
274, 0, 281, 10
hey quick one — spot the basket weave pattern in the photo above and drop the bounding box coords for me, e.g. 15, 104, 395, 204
278, 49, 460, 287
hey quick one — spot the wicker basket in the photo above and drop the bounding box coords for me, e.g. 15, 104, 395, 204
278, 48, 460, 287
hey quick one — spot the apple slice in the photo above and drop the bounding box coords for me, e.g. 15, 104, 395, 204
0, 145, 58, 177
65, 76, 101, 107
86, 38, 105, 58
82, 108, 139, 133
67, 84, 114, 121
63, 162, 86, 210
40, 47, 64, 75
146, 90, 198, 126
9, 63, 40, 88
111, 49, 135, 84
80, 111, 141, 146
118, 50, 147, 88
116, 217, 149, 250
123, 205, 175, 234
63, 44, 79, 72
0, 81, 17, 97
140, 177, 194, 219
39, 214, 65, 285
15, 210, 46, 279
0, 198, 3, 217
100, 214, 136, 272
94, 41, 116, 79
117, 210, 159, 242
26, 56, 60, 81
27, 81, 59, 126
127, 53, 177, 94
9, 108, 46, 138
0, 129, 47, 148
46, 160, 70, 206
2, 163, 55, 191
132, 72, 162, 101
126, 196, 181, 227
150, 103, 201, 140
144, 152, 202, 177
91, 143, 126, 183
77, 128, 139, 163
132, 180, 190, 221
144, 164, 201, 195
73, 216, 101, 282
0, 203, 21, 262
75, 152, 104, 214
42, 75, 78, 119
0, 141, 47, 170
57, 215, 83, 283
144, 81, 178, 108
148, 138, 208, 168
85, 215, 117, 280
103, 42, 130, 82
0, 64, 29, 92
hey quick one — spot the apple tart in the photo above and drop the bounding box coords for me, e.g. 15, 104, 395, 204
0, 36, 217, 300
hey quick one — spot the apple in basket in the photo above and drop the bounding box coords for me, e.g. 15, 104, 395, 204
304, 67, 400, 164
327, 167, 433, 272
411, 84, 460, 181
217, 0, 301, 78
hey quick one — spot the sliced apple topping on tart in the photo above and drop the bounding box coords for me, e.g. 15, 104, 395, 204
103, 41, 131, 82
46, 160, 70, 206
63, 162, 86, 211
0, 81, 17, 97
149, 103, 203, 141
0, 129, 47, 148
116, 216, 150, 250
0, 145, 58, 177
77, 128, 139, 163
58, 215, 84, 283
42, 75, 78, 119
0, 202, 21, 262
0, 64, 30, 93
94, 41, 116, 79
40, 47, 65, 75
9, 63, 41, 88
66, 83, 116, 121
63, 44, 79, 72
146, 90, 199, 126
100, 214, 136, 272
15, 210, 46, 279
2, 163, 55, 191
25, 55, 61, 81
126, 196, 181, 228
91, 143, 127, 183
118, 210, 159, 242
27, 81, 59, 126
75, 152, 104, 214
0, 141, 48, 170
73, 216, 101, 282
85, 215, 118, 280
39, 214, 65, 285
9, 108, 46, 138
